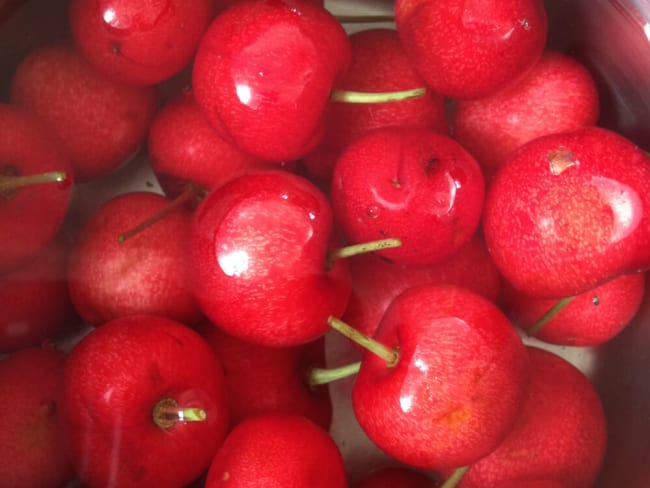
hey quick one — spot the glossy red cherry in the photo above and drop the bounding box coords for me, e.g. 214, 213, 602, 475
192, 0, 350, 162
331, 127, 485, 266
483, 126, 650, 298
190, 170, 351, 346
69, 0, 215, 85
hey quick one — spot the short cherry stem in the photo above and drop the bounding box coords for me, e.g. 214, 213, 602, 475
0, 171, 67, 198
327, 316, 399, 367
118, 183, 204, 243
335, 14, 395, 23
526, 296, 576, 337
329, 87, 427, 104
327, 238, 402, 270
306, 361, 362, 387
153, 398, 207, 429
441, 466, 469, 488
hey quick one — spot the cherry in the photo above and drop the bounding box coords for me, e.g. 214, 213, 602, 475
356, 466, 441, 488
395, 0, 548, 100
62, 314, 230, 488
10, 43, 157, 182
483, 126, 650, 298
331, 127, 485, 266
0, 346, 75, 488
451, 50, 599, 173
67, 191, 203, 326
0, 103, 73, 273
192, 0, 351, 162
190, 170, 351, 346
343, 285, 530, 470
204, 414, 347, 488
69, 0, 215, 85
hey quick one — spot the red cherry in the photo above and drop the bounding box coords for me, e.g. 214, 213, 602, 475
449, 347, 606, 488
452, 50, 599, 171
395, 0, 548, 100
198, 322, 332, 430
351, 285, 530, 470
190, 170, 351, 346
0, 347, 75, 488
0, 239, 74, 353
148, 89, 268, 197
62, 314, 230, 488
192, 0, 350, 162
205, 414, 347, 488
0, 103, 73, 273
502, 272, 645, 346
303, 27, 447, 183
356, 466, 441, 488
331, 127, 485, 266
69, 0, 215, 85
10, 44, 157, 182
67, 191, 202, 326
483, 126, 650, 298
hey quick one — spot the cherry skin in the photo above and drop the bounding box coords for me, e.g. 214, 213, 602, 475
355, 466, 441, 488
205, 414, 347, 488
148, 88, 268, 198
0, 103, 73, 273
0, 347, 75, 488
303, 27, 447, 184
331, 127, 485, 266
0, 239, 74, 353
483, 126, 650, 298
395, 0, 548, 100
10, 43, 157, 182
190, 170, 351, 347
452, 50, 599, 173
192, 0, 351, 162
502, 271, 645, 346
67, 191, 203, 326
446, 347, 607, 488
69, 0, 215, 85
352, 285, 530, 470
198, 321, 332, 430
62, 314, 230, 488
343, 232, 501, 343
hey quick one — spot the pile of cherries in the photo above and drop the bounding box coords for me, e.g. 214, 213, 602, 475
2, 0, 648, 487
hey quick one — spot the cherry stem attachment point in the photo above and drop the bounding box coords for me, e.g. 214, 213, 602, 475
0, 170, 67, 198
327, 316, 399, 368
441, 466, 470, 488
153, 398, 207, 429
306, 361, 362, 388
335, 14, 395, 23
526, 295, 576, 337
329, 87, 427, 104
118, 183, 205, 244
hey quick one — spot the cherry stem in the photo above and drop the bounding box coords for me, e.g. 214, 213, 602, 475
329, 87, 427, 104
327, 237, 402, 270
441, 466, 470, 488
0, 171, 67, 198
526, 295, 576, 337
306, 361, 362, 387
152, 398, 207, 429
118, 183, 204, 244
335, 14, 395, 23
327, 316, 399, 367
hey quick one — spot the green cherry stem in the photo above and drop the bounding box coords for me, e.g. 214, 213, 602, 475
334, 14, 395, 23
306, 361, 362, 388
326, 237, 402, 270
441, 466, 470, 488
327, 316, 399, 367
118, 183, 205, 244
153, 398, 207, 429
526, 295, 576, 337
330, 87, 427, 104
0, 170, 67, 198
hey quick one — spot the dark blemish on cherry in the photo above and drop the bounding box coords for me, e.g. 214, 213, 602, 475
424, 157, 439, 175
592, 296, 600, 306
390, 178, 401, 188
111, 42, 122, 55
